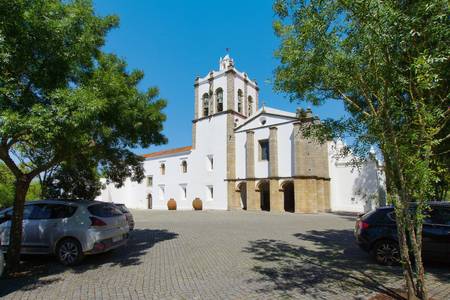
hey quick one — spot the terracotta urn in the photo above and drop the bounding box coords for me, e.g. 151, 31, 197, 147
192, 197, 203, 210
167, 198, 177, 210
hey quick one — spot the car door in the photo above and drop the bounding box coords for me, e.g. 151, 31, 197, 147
0, 209, 12, 249
38, 204, 77, 248
21, 204, 50, 253
422, 207, 448, 259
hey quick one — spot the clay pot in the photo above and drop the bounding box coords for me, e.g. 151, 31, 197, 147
192, 197, 203, 211
167, 198, 177, 210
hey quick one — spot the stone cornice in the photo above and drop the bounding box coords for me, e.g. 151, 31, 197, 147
225, 176, 331, 181
192, 110, 246, 123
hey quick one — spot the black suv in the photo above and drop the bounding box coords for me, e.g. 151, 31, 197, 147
354, 202, 450, 265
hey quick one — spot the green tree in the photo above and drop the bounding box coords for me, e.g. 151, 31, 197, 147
0, 0, 166, 274
40, 157, 103, 200
273, 0, 449, 299
0, 163, 41, 209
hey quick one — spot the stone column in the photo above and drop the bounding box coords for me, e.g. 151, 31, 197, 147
316, 179, 325, 212
246, 180, 258, 211
323, 180, 331, 211
226, 70, 234, 111
270, 180, 283, 213
192, 81, 199, 150
245, 131, 259, 211
209, 77, 215, 114
293, 122, 317, 213
269, 127, 278, 177
246, 131, 255, 179
244, 80, 248, 116
226, 71, 237, 210
269, 127, 282, 212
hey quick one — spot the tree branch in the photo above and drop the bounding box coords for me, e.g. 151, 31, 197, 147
337, 89, 371, 118
0, 146, 23, 178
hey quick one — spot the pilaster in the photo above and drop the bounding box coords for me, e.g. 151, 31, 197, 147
270, 179, 283, 213
269, 127, 278, 177
316, 179, 325, 212
244, 80, 248, 116
246, 131, 255, 178
246, 180, 259, 211
226, 71, 234, 111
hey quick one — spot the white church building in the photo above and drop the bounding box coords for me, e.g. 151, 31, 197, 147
97, 55, 384, 213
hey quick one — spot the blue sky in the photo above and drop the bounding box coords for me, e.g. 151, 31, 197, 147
94, 0, 346, 155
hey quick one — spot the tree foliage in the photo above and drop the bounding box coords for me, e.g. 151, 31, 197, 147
0, 0, 167, 274
273, 0, 449, 299
40, 157, 102, 201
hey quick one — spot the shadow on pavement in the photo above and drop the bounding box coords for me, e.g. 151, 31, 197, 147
0, 228, 178, 297
244, 229, 449, 299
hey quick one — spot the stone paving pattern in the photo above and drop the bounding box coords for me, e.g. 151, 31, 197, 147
1, 210, 449, 299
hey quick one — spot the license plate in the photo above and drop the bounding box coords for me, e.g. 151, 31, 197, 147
112, 235, 123, 243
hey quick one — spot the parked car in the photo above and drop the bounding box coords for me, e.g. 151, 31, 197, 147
355, 202, 450, 265
114, 203, 134, 231
0, 241, 4, 277
0, 200, 129, 266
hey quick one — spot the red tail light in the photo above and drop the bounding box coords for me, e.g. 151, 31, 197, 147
358, 220, 370, 230
90, 216, 107, 227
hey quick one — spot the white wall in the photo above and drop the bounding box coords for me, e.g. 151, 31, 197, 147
328, 142, 382, 213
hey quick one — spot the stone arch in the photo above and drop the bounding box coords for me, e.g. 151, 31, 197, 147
281, 180, 295, 213
237, 89, 243, 113
236, 181, 247, 210
248, 95, 253, 116
202, 93, 209, 116
256, 179, 270, 211
215, 88, 223, 112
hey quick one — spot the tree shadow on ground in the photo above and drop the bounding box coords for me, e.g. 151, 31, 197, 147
244, 229, 449, 299
0, 228, 178, 297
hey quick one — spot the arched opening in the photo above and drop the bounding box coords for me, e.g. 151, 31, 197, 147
181, 160, 187, 173
237, 89, 243, 113
248, 95, 253, 116
258, 180, 270, 211
160, 163, 165, 175
147, 193, 152, 209
238, 182, 247, 210
202, 93, 209, 116
215, 88, 223, 112
282, 181, 295, 212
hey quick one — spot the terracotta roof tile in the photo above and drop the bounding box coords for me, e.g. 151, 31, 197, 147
143, 146, 192, 159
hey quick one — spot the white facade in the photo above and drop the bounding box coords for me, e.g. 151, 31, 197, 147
97, 56, 384, 213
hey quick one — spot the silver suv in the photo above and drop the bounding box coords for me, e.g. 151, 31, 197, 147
0, 200, 129, 266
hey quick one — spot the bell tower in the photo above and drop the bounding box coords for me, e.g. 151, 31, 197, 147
190, 55, 259, 210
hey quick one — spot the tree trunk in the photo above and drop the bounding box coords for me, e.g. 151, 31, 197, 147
5, 175, 31, 275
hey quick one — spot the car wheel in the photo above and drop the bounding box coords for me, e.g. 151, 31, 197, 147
56, 238, 84, 266
372, 240, 400, 266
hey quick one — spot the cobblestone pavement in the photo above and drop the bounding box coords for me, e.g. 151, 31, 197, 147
1, 210, 449, 299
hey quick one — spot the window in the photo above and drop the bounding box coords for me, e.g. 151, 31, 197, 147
207, 186, 214, 201
259, 139, 269, 161
248, 96, 253, 116
180, 185, 187, 200
202, 93, 209, 116
146, 176, 153, 187
207, 155, 214, 171
237, 89, 243, 113
181, 160, 187, 173
216, 88, 223, 112
160, 163, 165, 175
88, 203, 122, 218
